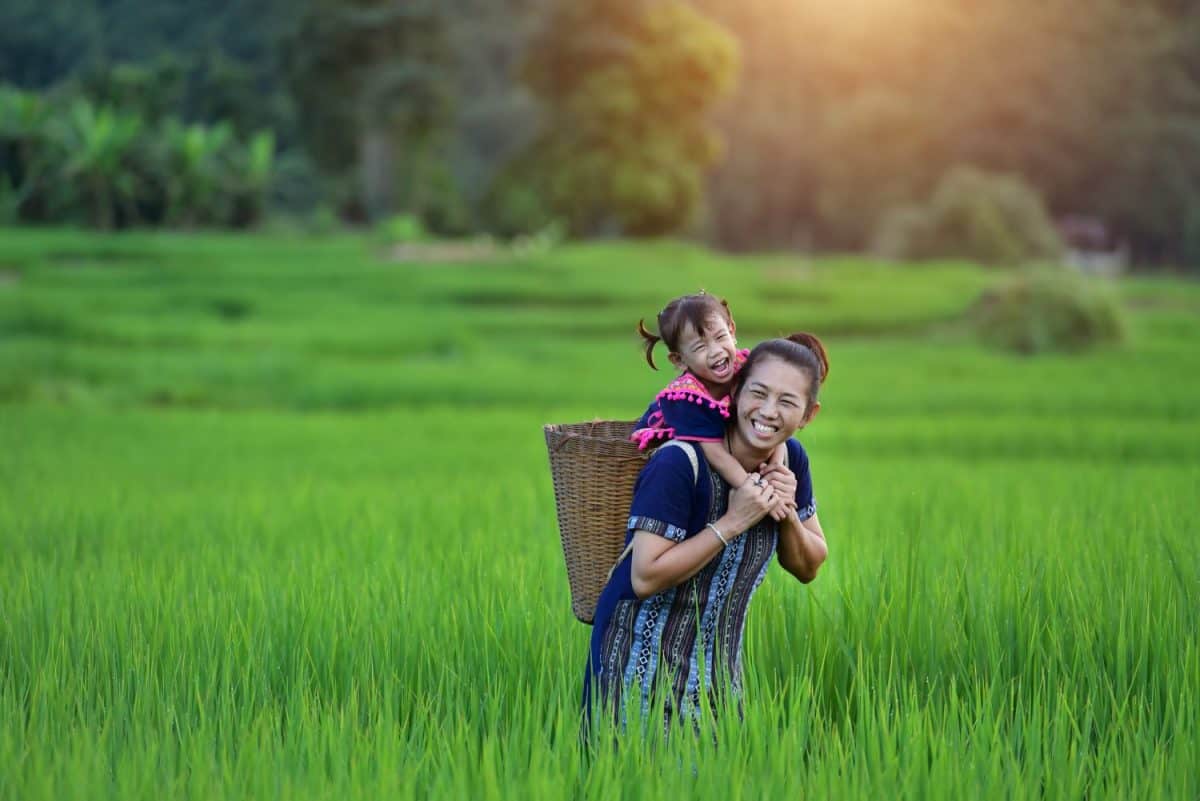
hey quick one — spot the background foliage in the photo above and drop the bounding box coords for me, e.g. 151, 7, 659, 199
694, 0, 1200, 263
496, 0, 737, 236
2, 0, 1199, 265
5, 1, 1197, 794
873, 166, 1065, 266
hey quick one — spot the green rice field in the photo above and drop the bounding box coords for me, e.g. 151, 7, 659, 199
1, 230, 1198, 799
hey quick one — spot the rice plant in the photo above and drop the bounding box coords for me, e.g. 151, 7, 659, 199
1, 230, 1196, 799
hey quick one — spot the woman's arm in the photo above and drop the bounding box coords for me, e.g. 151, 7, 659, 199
776, 511, 827, 583
630, 475, 774, 598
759, 461, 827, 583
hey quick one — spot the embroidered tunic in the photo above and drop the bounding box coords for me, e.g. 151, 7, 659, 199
582, 437, 816, 728
630, 349, 751, 450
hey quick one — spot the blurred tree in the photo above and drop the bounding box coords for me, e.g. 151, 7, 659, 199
231, 130, 277, 226
1088, 3, 1200, 263
0, 1, 103, 87
0, 0, 300, 161
157, 119, 236, 226
812, 91, 943, 250
1, 80, 278, 229
47, 97, 144, 229
92, 0, 297, 138
510, 0, 738, 237
695, 0, 1200, 263
5, 0, 1200, 257
283, 0, 454, 223
0, 87, 52, 222
441, 0, 546, 229
874, 166, 1064, 266
75, 57, 186, 124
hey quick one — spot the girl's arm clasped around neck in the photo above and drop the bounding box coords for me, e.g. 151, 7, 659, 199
630, 474, 774, 599
698, 440, 750, 491
699, 440, 793, 521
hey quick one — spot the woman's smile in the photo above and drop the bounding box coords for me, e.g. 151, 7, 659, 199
735, 356, 815, 451
751, 418, 779, 436
744, 414, 784, 448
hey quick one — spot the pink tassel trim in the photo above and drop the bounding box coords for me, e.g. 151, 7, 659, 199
631, 425, 676, 450
654, 388, 732, 419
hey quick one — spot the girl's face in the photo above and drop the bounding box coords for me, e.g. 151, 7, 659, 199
669, 316, 739, 388
733, 356, 819, 451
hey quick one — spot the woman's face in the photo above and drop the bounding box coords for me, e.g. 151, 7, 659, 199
732, 356, 818, 451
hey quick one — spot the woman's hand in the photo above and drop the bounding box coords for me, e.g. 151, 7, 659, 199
725, 473, 775, 531
758, 462, 798, 521
631, 474, 774, 598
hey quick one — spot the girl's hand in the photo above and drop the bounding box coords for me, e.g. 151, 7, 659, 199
725, 474, 774, 532
766, 496, 797, 522
759, 463, 798, 521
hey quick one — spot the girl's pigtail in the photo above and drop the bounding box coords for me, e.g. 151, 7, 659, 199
637, 319, 662, 370
787, 332, 830, 383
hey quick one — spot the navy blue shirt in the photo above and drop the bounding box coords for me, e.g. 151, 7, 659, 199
582, 437, 816, 724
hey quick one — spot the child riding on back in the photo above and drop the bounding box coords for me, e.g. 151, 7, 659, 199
632, 292, 824, 521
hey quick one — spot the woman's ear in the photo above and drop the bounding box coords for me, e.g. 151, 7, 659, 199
801, 400, 821, 427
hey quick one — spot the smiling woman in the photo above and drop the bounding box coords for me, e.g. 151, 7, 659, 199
582, 334, 831, 733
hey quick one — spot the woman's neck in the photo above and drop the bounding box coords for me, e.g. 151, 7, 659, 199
725, 429, 773, 472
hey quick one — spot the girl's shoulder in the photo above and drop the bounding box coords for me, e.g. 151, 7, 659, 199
632, 373, 727, 449
658, 371, 716, 403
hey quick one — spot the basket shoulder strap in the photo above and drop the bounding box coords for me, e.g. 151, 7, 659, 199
606, 439, 700, 584
606, 541, 634, 585
657, 439, 699, 486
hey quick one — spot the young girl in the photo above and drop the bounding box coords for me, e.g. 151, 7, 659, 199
632, 292, 828, 521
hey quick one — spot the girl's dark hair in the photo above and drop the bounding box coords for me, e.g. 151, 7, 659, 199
637, 292, 735, 370
736, 333, 830, 411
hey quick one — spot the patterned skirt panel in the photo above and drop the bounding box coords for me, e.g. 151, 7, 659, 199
593, 463, 778, 724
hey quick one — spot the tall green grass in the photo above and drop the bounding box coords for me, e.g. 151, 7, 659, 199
1, 230, 1197, 798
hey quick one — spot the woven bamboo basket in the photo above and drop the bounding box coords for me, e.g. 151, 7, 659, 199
544, 420, 653, 624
